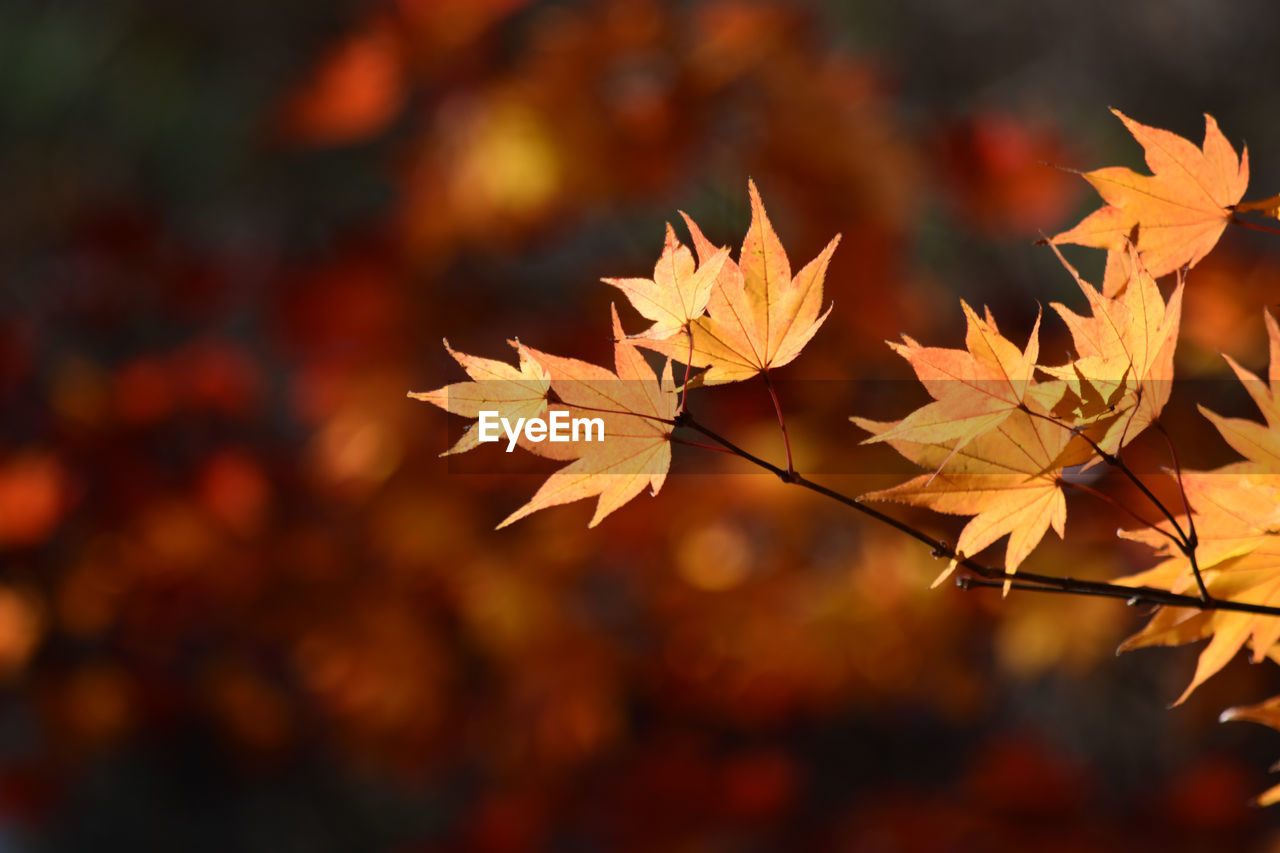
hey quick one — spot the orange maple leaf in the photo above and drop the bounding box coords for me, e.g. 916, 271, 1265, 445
1051, 109, 1248, 279
603, 224, 728, 342
1117, 311, 1280, 704
855, 403, 1092, 588
408, 339, 550, 456
1041, 246, 1183, 455
864, 302, 1041, 452
634, 180, 841, 384
1220, 694, 1280, 806
498, 307, 678, 528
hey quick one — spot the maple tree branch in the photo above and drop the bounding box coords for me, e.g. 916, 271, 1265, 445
555, 403, 1259, 616
951, 575, 1275, 613
674, 411, 1280, 618
676, 410, 946, 551
762, 371, 796, 477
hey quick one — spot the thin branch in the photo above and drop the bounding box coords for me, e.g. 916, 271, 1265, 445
538, 400, 1259, 616
674, 410, 1280, 619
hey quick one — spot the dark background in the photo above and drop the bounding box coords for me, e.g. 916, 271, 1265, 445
3, 0, 1280, 849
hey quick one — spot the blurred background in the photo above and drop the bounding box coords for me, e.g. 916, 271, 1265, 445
4, 0, 1280, 849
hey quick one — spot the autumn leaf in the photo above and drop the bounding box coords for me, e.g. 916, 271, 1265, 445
634, 180, 841, 385
1040, 246, 1183, 454
863, 301, 1041, 451
1208, 307, 1280, 439
1051, 109, 1248, 278
603, 224, 729, 342
1235, 192, 1280, 221
408, 339, 550, 456
1118, 541, 1280, 709
498, 306, 677, 528
1220, 694, 1280, 806
855, 403, 1092, 588
1117, 311, 1280, 704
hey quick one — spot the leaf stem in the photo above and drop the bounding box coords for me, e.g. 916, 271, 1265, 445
1155, 420, 1207, 599
679, 326, 695, 416
1020, 407, 1193, 550
670, 436, 736, 454
1061, 480, 1182, 550
1229, 214, 1280, 237
762, 371, 795, 477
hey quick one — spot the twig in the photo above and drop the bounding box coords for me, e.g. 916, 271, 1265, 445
674, 410, 1280, 618
536, 400, 1261, 616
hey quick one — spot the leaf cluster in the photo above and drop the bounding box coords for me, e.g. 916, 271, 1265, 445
414, 111, 1280, 805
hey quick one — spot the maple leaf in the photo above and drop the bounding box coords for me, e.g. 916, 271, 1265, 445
634, 180, 841, 384
602, 224, 728, 342
1051, 109, 1248, 278
1117, 311, 1280, 704
408, 339, 550, 456
498, 306, 678, 529
1040, 246, 1183, 455
1220, 694, 1280, 806
863, 301, 1041, 451
855, 402, 1093, 588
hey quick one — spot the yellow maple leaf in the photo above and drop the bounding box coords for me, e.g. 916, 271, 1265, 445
855, 403, 1092, 588
1041, 246, 1183, 455
1220, 694, 1280, 806
1051, 109, 1248, 278
602, 223, 728, 341
1117, 311, 1280, 704
498, 307, 678, 529
864, 301, 1041, 451
635, 180, 841, 384
407, 339, 550, 456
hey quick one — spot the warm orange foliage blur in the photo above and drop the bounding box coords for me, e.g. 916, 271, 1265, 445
6, 0, 1280, 848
